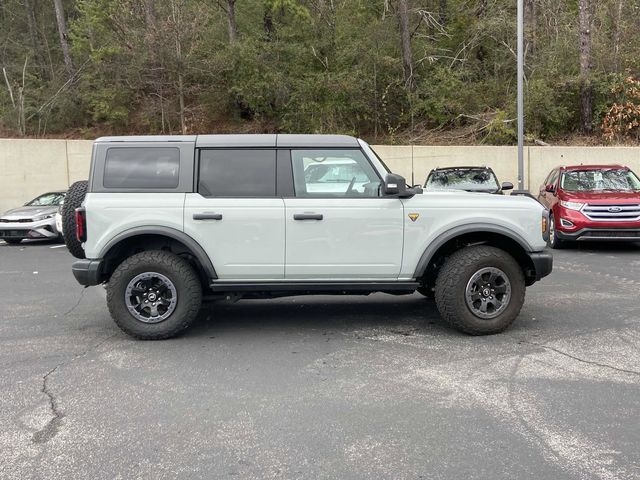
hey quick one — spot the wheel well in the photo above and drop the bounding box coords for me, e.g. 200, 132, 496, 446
420, 232, 537, 290
101, 234, 210, 288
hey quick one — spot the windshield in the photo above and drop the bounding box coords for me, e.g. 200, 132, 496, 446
560, 169, 640, 192
425, 169, 499, 191
25, 192, 66, 206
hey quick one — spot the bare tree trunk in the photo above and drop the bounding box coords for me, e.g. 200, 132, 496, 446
397, 0, 414, 92
476, 0, 487, 18
439, 0, 447, 26
52, 0, 73, 77
263, 11, 274, 39
524, 0, 536, 55
226, 0, 238, 43
216, 0, 238, 43
171, 0, 187, 134
25, 0, 47, 78
578, 0, 593, 133
612, 0, 624, 72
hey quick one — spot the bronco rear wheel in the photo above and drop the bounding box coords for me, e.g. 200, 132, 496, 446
107, 250, 202, 340
434, 245, 525, 335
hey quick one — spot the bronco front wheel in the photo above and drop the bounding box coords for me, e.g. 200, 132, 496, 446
106, 250, 202, 340
434, 246, 525, 335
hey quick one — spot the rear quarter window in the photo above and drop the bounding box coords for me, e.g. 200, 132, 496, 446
103, 147, 180, 189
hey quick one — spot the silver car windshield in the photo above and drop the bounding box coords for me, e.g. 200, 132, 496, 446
426, 169, 499, 191
26, 192, 66, 206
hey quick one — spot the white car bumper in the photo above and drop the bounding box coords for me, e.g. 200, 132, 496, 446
0, 217, 59, 240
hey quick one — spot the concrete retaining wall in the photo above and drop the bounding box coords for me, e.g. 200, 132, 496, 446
1, 139, 639, 212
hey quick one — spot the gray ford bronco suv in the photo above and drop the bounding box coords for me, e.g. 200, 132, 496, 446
65, 134, 552, 340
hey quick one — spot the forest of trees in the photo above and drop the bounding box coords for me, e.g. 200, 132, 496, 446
1, 0, 639, 144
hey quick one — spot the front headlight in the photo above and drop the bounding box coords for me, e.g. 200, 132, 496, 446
33, 213, 55, 221
559, 200, 584, 211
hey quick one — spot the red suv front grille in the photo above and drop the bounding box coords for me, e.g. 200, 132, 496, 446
582, 204, 640, 222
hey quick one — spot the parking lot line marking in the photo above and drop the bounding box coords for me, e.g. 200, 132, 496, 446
50, 245, 66, 249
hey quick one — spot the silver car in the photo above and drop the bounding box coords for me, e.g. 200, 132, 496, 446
0, 191, 66, 244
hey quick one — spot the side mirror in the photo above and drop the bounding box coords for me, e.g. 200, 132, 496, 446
501, 182, 514, 191
383, 173, 406, 196
544, 184, 556, 193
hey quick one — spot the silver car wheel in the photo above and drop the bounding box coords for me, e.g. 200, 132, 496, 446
465, 267, 512, 319
125, 272, 177, 323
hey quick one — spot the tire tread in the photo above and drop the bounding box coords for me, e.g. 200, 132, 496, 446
107, 250, 202, 340
435, 246, 525, 335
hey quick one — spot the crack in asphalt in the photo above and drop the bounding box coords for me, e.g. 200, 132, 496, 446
519, 340, 640, 377
31, 334, 117, 444
62, 287, 87, 317
32, 366, 64, 444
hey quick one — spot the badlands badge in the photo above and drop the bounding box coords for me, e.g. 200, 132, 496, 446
408, 213, 420, 222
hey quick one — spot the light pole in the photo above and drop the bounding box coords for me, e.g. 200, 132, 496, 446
517, 0, 525, 190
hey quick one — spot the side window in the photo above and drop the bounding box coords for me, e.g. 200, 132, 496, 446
549, 169, 559, 187
198, 149, 276, 197
291, 149, 381, 197
104, 147, 180, 189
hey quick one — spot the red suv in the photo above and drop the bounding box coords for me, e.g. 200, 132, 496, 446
538, 165, 640, 248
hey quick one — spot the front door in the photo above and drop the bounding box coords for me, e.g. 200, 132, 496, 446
183, 149, 285, 280
284, 148, 404, 280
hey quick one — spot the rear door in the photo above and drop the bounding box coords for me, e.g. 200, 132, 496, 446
283, 148, 404, 280
183, 149, 285, 280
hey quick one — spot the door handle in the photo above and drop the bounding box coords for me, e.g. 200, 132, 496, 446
293, 213, 323, 221
193, 212, 223, 220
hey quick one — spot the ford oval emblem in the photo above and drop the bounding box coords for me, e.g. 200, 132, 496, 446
608, 207, 622, 213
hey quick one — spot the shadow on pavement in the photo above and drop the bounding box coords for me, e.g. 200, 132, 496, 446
186, 294, 446, 337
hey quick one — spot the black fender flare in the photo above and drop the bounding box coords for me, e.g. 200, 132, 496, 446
99, 226, 217, 279
413, 223, 534, 278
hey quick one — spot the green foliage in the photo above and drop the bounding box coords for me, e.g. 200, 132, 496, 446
525, 78, 575, 138
0, 0, 639, 142
483, 110, 516, 145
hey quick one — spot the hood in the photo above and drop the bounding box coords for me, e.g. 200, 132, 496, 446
1, 205, 59, 219
413, 190, 543, 210
560, 190, 640, 204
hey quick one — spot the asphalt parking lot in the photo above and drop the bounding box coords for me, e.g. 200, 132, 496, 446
1, 240, 639, 480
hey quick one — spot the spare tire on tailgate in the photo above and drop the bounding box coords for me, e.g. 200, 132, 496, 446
62, 180, 88, 259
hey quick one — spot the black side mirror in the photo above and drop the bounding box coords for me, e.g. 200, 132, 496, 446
383, 174, 421, 197
383, 173, 406, 196
544, 184, 556, 193
501, 182, 514, 191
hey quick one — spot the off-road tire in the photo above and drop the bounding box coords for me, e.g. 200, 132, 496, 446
62, 180, 88, 259
107, 250, 202, 340
434, 246, 525, 335
548, 213, 566, 249
4, 238, 22, 245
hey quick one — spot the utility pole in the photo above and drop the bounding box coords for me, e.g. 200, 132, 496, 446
517, 0, 525, 190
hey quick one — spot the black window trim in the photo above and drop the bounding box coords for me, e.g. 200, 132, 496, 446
194, 147, 382, 199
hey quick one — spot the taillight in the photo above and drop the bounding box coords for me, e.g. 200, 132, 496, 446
75, 208, 87, 242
